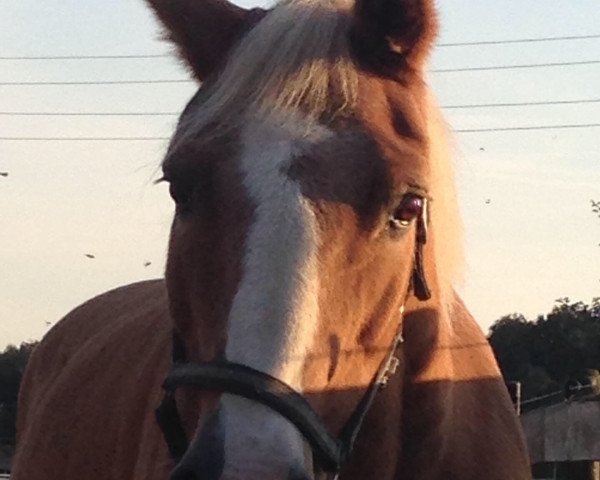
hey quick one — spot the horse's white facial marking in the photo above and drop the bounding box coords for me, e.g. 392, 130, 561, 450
226, 115, 326, 386
220, 115, 328, 475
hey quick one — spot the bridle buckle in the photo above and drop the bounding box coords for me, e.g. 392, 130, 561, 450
380, 355, 400, 387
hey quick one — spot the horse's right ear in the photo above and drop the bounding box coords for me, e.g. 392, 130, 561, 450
146, 0, 268, 81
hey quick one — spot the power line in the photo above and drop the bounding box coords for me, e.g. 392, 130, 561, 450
439, 33, 600, 47
443, 98, 600, 109
4, 98, 598, 116
0, 79, 192, 86
0, 112, 179, 116
2, 124, 600, 141
0, 34, 598, 60
432, 59, 600, 73
0, 54, 171, 60
456, 124, 600, 133
0, 60, 596, 86
0, 137, 170, 141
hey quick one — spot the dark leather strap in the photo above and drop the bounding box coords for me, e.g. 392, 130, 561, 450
161, 362, 344, 472
412, 240, 431, 301
157, 317, 405, 473
156, 201, 426, 472
412, 201, 431, 301
155, 391, 189, 461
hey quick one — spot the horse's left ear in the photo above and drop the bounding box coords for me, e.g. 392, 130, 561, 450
350, 0, 438, 71
146, 0, 268, 81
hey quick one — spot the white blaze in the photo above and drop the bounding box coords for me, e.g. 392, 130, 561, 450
221, 117, 325, 475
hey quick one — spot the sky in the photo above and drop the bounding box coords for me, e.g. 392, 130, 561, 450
1, 0, 599, 349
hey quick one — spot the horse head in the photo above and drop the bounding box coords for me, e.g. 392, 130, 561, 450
147, 0, 464, 478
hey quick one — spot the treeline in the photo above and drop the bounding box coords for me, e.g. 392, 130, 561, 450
489, 298, 600, 407
0, 342, 37, 448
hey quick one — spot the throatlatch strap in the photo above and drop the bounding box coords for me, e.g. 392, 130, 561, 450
338, 311, 405, 457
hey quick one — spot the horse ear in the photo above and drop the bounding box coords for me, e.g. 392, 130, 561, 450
351, 0, 438, 71
146, 0, 268, 80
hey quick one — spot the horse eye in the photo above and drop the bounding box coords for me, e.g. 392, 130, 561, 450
389, 195, 424, 229
169, 182, 193, 210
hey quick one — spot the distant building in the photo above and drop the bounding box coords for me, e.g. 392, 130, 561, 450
521, 394, 600, 480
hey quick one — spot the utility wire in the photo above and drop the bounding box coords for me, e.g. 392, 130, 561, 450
2, 124, 600, 140
443, 98, 600, 109
432, 59, 600, 73
0, 79, 191, 86
0, 137, 171, 141
2, 98, 599, 116
0, 111, 179, 116
439, 33, 600, 47
456, 124, 600, 133
0, 60, 596, 86
0, 54, 171, 60
0, 112, 179, 116
1, 34, 598, 60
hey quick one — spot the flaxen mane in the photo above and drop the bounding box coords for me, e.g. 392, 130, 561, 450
172, 0, 357, 144
424, 94, 465, 310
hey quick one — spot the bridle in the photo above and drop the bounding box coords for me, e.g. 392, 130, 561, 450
156, 205, 430, 476
156, 202, 431, 477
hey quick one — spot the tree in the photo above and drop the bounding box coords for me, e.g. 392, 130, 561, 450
489, 299, 600, 408
488, 314, 533, 380
0, 342, 37, 446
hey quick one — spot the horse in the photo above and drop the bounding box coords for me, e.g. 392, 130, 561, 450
10, 0, 531, 478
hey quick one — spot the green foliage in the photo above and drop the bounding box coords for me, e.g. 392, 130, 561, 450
489, 299, 600, 405
0, 342, 37, 446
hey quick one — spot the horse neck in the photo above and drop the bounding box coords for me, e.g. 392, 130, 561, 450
342, 240, 529, 480
397, 295, 530, 479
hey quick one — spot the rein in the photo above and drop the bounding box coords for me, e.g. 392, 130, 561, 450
155, 204, 430, 476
